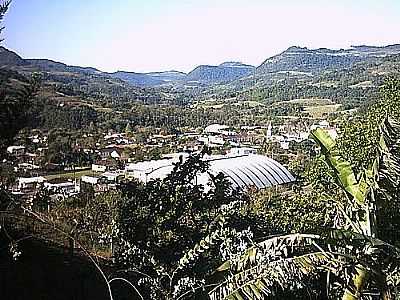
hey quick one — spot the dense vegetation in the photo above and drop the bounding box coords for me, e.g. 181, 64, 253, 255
1, 77, 399, 299
185, 62, 255, 84
1, 2, 400, 300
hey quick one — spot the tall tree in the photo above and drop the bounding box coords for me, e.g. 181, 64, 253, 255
209, 118, 400, 300
209, 79, 400, 300
0, 1, 10, 42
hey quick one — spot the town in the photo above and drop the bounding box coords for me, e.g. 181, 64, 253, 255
5, 119, 336, 200
2, 0, 400, 299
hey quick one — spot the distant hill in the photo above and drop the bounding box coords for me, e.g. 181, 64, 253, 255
0, 47, 181, 87
257, 44, 400, 75
145, 70, 186, 82
0, 48, 104, 75
1, 44, 399, 91
0, 47, 168, 105
0, 46, 26, 66
108, 71, 166, 87
24, 59, 102, 75
107, 70, 187, 87
203, 50, 400, 111
186, 62, 255, 84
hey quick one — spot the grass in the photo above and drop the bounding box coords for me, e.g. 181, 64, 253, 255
304, 104, 342, 118
283, 98, 334, 106
84, 103, 113, 112
349, 80, 374, 88
233, 100, 264, 107
45, 169, 98, 181
195, 99, 264, 109
273, 98, 342, 118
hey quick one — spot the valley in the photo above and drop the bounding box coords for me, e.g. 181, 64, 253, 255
1, 7, 400, 297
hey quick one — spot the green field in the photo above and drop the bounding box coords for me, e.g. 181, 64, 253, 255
304, 104, 342, 118
44, 169, 98, 181
273, 98, 342, 118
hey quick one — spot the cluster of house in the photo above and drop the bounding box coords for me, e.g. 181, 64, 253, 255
196, 120, 337, 150
6, 119, 336, 201
6, 144, 48, 172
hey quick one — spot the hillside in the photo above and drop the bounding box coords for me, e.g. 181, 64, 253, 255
108, 70, 187, 87
26, 59, 101, 75
257, 44, 400, 75
0, 46, 26, 66
0, 47, 171, 105
186, 62, 255, 84
108, 71, 167, 87
2, 44, 399, 90
145, 70, 186, 82
1, 44, 399, 108
202, 52, 400, 111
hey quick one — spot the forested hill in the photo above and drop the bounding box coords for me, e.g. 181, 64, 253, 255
185, 62, 255, 84
202, 52, 400, 110
257, 44, 400, 75
1, 45, 399, 89
0, 46, 26, 66
0, 47, 102, 74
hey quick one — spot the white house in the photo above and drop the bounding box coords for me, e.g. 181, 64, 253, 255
81, 176, 99, 185
229, 147, 257, 156
7, 146, 26, 157
92, 163, 107, 172
204, 124, 229, 135
18, 176, 47, 191
44, 181, 80, 196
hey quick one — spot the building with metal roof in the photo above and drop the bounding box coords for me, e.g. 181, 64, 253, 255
125, 153, 295, 190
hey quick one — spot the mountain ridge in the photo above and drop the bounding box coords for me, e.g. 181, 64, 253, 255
256, 44, 400, 75
186, 62, 255, 83
1, 44, 400, 87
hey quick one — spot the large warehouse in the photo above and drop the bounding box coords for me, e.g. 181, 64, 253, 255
125, 150, 295, 190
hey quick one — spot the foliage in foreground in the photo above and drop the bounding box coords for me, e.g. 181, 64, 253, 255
209, 114, 400, 299
114, 151, 253, 299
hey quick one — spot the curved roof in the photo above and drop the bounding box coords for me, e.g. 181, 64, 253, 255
204, 124, 229, 134
146, 154, 295, 190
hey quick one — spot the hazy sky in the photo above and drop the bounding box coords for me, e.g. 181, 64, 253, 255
3, 0, 400, 73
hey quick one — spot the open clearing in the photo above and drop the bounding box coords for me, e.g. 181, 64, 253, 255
279, 98, 334, 106
273, 98, 342, 118
304, 104, 342, 118
45, 169, 98, 181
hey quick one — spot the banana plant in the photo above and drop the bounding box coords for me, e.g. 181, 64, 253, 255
209, 117, 400, 300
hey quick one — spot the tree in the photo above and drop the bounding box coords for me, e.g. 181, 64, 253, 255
125, 122, 132, 134
0, 1, 10, 42
0, 72, 41, 158
209, 115, 400, 300
113, 151, 251, 299
0, 1, 41, 209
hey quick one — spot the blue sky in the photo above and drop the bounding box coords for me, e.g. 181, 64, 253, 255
3, 0, 400, 72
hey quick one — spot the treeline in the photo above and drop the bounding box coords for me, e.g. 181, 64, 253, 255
241, 83, 379, 108
98, 103, 299, 132
26, 99, 98, 131
209, 54, 400, 109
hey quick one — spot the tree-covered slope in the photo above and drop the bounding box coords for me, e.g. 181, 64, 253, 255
186, 62, 255, 84
257, 44, 400, 75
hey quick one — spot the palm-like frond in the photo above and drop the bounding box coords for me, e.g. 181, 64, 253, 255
310, 128, 380, 237
326, 229, 400, 255
209, 251, 348, 300
208, 230, 400, 300
210, 117, 400, 300
310, 128, 373, 207
178, 226, 232, 269
377, 117, 400, 194
209, 234, 346, 300
220, 233, 321, 273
